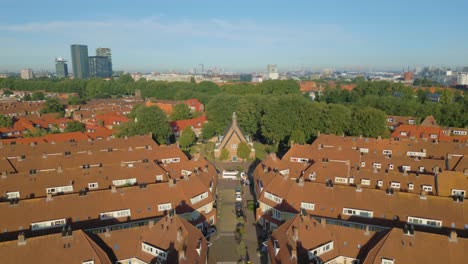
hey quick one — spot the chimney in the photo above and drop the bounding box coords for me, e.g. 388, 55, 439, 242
274, 240, 280, 256
420, 190, 427, 200
46, 193, 53, 201
297, 177, 304, 187
356, 184, 362, 192
17, 232, 26, 246
270, 153, 277, 161
291, 249, 297, 260
168, 179, 176, 188
177, 227, 183, 242
449, 230, 458, 243
148, 219, 155, 229
292, 226, 299, 241
192, 153, 200, 161
364, 225, 370, 236
111, 185, 117, 193
1, 170, 7, 178
105, 227, 111, 237
196, 239, 202, 256
87, 150, 92, 155
179, 245, 187, 260
128, 146, 133, 151
57, 165, 63, 173
321, 217, 326, 227
42, 152, 47, 159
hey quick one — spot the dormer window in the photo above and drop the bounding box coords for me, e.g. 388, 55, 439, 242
408, 183, 414, 191
373, 163, 381, 169
400, 131, 407, 136
430, 134, 438, 139
389, 164, 394, 170
409, 119, 415, 124
361, 162, 366, 167
381, 258, 394, 264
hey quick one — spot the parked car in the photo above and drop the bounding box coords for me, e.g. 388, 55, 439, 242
235, 202, 242, 211
235, 186, 242, 195
235, 194, 242, 201
236, 210, 244, 218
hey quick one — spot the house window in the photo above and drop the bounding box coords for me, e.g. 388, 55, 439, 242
419, 166, 425, 173
361, 162, 366, 167
231, 144, 237, 149
156, 175, 163, 181
377, 180, 383, 187
88, 183, 98, 190
381, 258, 394, 264
387, 118, 393, 122
389, 164, 394, 170
373, 163, 381, 169
409, 119, 415, 124
361, 179, 371, 186
408, 183, 414, 191
400, 131, 407, 136
422, 185, 432, 192
158, 203, 172, 212
451, 189, 465, 196
301, 202, 315, 211
391, 182, 400, 189
232, 156, 237, 162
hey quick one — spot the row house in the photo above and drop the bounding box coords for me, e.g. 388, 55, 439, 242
267, 214, 466, 264
0, 101, 44, 117
0, 214, 208, 264
170, 115, 208, 137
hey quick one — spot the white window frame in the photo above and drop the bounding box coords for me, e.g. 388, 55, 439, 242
142, 242, 167, 260
190, 191, 209, 204
382, 150, 392, 155
99, 209, 131, 220
342, 207, 374, 218
264, 191, 283, 204
301, 202, 315, 211
158, 203, 172, 212
88, 182, 98, 190
377, 180, 383, 187
407, 216, 442, 228
334, 177, 348, 184
390, 182, 400, 189
31, 218, 66, 231
422, 185, 433, 192
389, 164, 394, 170
231, 144, 237, 149
381, 258, 394, 264
6, 191, 20, 199
451, 189, 466, 196
156, 175, 163, 181
373, 163, 381, 169
408, 183, 414, 191
361, 179, 371, 186
309, 172, 316, 181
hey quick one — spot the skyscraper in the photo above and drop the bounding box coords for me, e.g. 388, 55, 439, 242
96, 47, 113, 75
20, 69, 34, 79
70, 44, 89, 79
88, 56, 112, 78
55, 57, 68, 78
267, 64, 279, 80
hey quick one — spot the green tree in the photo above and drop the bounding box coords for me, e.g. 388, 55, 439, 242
440, 89, 454, 105
31, 91, 45, 101
3, 90, 13, 97
237, 142, 251, 161
171, 104, 191, 121
116, 106, 171, 144
65, 121, 85, 132
220, 148, 229, 161
67, 96, 85, 105
23, 94, 32, 101
201, 121, 217, 140
290, 130, 306, 145
0, 114, 13, 127
40, 98, 65, 116
179, 126, 196, 150
349, 107, 387, 137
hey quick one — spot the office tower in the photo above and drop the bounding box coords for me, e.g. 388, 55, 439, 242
20, 69, 34, 79
55, 57, 68, 78
96, 47, 113, 75
88, 56, 112, 78
267, 64, 279, 80
70, 44, 89, 79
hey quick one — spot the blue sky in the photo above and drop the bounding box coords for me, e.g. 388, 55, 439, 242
1, 0, 467, 72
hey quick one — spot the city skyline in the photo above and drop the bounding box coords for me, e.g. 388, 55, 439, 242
1, 0, 468, 72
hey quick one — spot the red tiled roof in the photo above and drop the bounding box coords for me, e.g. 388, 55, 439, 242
170, 115, 207, 133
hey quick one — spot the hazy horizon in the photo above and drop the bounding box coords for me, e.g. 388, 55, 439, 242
1, 0, 467, 73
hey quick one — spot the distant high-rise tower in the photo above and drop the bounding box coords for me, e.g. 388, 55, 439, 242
55, 57, 68, 78
20, 69, 34, 80
96, 47, 113, 75
70, 44, 89, 79
88, 56, 112, 78
267, 64, 279, 80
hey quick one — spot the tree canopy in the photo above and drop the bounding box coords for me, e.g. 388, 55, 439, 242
237, 142, 251, 161
0, 114, 13, 128
65, 121, 85, 132
179, 126, 196, 150
40, 98, 65, 116
171, 104, 191, 121
115, 105, 171, 144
